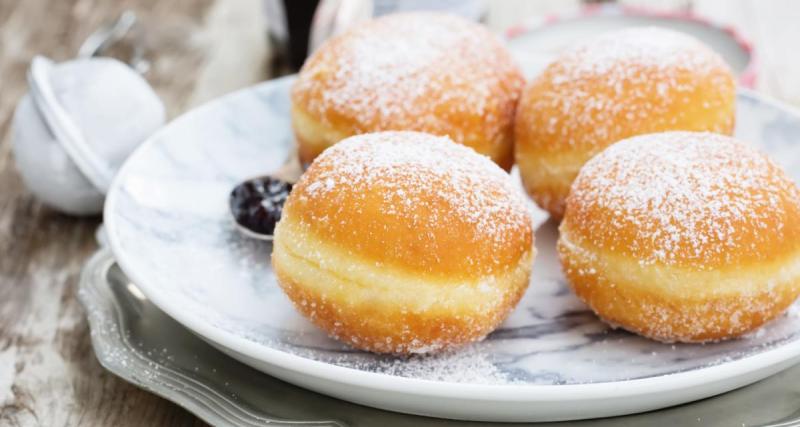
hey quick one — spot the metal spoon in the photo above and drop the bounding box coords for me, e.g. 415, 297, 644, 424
228, 151, 304, 241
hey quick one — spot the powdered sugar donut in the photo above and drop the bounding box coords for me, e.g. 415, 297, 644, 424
272, 131, 535, 354
291, 13, 524, 170
515, 27, 736, 218
558, 131, 800, 343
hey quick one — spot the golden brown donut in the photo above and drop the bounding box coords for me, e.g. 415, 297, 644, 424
290, 13, 524, 170
558, 131, 800, 343
515, 27, 736, 218
272, 131, 535, 354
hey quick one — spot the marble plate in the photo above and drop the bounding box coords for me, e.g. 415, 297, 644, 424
104, 75, 800, 422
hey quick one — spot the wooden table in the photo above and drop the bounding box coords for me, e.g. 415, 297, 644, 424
0, 1, 267, 425
0, 0, 797, 425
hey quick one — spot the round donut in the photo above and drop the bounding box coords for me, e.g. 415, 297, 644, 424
558, 131, 800, 343
272, 131, 535, 354
290, 13, 524, 170
515, 27, 736, 218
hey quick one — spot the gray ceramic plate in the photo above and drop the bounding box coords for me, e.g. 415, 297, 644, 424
78, 248, 800, 427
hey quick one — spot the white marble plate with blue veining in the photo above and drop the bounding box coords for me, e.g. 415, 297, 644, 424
104, 74, 800, 422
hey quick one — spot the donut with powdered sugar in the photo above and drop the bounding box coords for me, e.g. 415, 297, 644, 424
558, 131, 800, 342
291, 13, 524, 170
515, 27, 736, 218
272, 131, 535, 354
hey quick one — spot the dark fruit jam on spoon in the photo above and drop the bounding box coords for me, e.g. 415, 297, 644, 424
229, 176, 293, 239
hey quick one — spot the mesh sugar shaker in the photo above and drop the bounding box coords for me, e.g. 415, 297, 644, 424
11, 12, 165, 215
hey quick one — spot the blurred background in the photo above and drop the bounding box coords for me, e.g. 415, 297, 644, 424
0, 0, 798, 425
1, 0, 796, 122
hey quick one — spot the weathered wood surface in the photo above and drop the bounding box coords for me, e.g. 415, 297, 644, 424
0, 0, 266, 425
0, 0, 796, 426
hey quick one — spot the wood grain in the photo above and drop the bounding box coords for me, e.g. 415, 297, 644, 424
0, 0, 266, 425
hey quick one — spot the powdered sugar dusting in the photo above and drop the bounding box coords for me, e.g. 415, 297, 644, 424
292, 12, 523, 152
288, 131, 533, 275
560, 27, 726, 78
334, 345, 515, 384
566, 131, 800, 268
518, 26, 735, 151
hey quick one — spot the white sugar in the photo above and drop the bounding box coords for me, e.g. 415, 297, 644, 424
292, 13, 523, 145
570, 131, 800, 268
297, 131, 531, 257
525, 27, 734, 148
